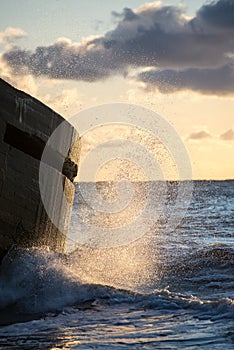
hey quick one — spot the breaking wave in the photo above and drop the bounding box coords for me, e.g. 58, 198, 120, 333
0, 245, 233, 326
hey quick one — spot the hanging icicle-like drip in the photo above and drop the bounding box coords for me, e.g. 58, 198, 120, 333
16, 97, 28, 123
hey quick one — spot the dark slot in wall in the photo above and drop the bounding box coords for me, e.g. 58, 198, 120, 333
4, 123, 45, 161
3, 123, 78, 182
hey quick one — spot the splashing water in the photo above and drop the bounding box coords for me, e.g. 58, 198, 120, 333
0, 181, 233, 349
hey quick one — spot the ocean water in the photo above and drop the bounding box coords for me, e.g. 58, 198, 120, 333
0, 181, 233, 349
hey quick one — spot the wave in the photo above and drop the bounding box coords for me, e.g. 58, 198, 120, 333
0, 245, 233, 326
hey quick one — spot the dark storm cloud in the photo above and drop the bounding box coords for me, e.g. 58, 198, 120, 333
2, 0, 234, 94
112, 7, 138, 21
197, 0, 234, 30
3, 38, 126, 81
137, 64, 234, 95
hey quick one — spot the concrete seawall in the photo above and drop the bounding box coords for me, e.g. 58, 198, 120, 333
0, 78, 80, 259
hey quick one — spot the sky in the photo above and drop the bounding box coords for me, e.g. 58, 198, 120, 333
0, 0, 234, 180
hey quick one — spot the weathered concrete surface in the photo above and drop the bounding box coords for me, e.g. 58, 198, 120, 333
0, 78, 80, 258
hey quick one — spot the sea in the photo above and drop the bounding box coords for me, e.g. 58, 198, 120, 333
0, 180, 233, 349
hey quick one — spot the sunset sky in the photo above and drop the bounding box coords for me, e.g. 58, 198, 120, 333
1, 0, 234, 180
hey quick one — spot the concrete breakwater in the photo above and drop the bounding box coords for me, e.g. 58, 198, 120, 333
0, 78, 80, 259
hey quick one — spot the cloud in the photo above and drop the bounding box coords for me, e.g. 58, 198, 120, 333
187, 128, 234, 142
196, 0, 234, 30
0, 27, 27, 44
137, 64, 234, 95
220, 128, 234, 140
0, 50, 38, 97
2, 0, 234, 95
187, 130, 212, 140
2, 35, 125, 81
